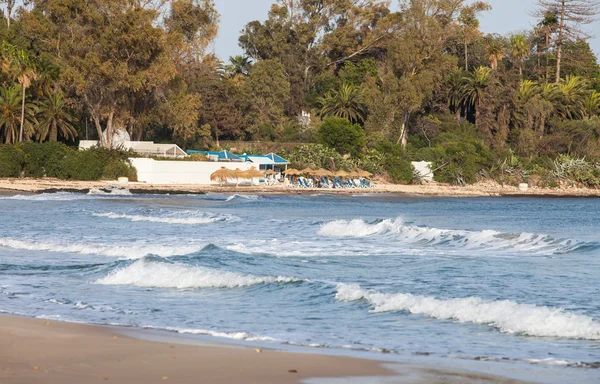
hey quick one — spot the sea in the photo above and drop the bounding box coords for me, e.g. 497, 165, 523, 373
1, 190, 599, 383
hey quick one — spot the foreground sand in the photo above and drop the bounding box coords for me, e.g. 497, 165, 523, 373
0, 317, 390, 384
0, 317, 528, 384
1, 177, 600, 197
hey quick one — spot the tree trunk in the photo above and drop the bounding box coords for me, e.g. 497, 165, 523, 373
19, 82, 25, 142
555, 1, 565, 83
464, 40, 469, 71
92, 113, 106, 148
397, 112, 410, 149
5, 0, 13, 28
50, 120, 58, 142
105, 109, 115, 148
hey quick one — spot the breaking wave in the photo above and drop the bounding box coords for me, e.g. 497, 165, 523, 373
88, 188, 132, 196
95, 257, 300, 289
1, 192, 90, 201
319, 218, 589, 254
336, 283, 600, 340
224, 194, 261, 202
0, 237, 202, 259
157, 326, 277, 342
92, 211, 236, 225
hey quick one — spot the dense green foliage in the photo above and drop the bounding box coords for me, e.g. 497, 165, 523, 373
0, 143, 136, 180
0, 0, 599, 186
317, 117, 366, 156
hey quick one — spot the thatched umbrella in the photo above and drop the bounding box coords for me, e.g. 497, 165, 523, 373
335, 170, 349, 178
265, 170, 277, 175
358, 170, 373, 178
300, 167, 314, 175
284, 168, 300, 175
242, 167, 264, 179
210, 167, 233, 185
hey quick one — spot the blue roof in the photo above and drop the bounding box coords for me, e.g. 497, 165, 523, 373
266, 153, 290, 164
186, 150, 244, 161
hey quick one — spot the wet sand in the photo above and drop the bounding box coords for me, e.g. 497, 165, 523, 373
1, 177, 599, 197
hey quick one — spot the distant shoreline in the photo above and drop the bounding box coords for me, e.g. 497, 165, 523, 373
1, 177, 600, 198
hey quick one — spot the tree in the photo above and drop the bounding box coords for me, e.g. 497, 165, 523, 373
241, 59, 291, 139
459, 2, 491, 71
36, 91, 77, 142
0, 0, 16, 28
536, 0, 600, 82
225, 56, 252, 78
0, 85, 36, 143
485, 39, 505, 70
459, 66, 492, 130
317, 83, 367, 124
317, 116, 366, 156
509, 34, 530, 79
535, 10, 559, 81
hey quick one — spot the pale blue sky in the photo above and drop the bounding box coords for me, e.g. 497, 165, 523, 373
214, 0, 600, 60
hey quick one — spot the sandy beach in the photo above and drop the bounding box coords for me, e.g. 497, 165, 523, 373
0, 316, 530, 384
1, 177, 600, 197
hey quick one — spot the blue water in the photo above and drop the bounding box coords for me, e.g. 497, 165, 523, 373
1, 191, 600, 382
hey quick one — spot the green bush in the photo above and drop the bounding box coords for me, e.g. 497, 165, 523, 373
0, 143, 137, 181
317, 117, 366, 156
377, 141, 414, 184
0, 145, 24, 177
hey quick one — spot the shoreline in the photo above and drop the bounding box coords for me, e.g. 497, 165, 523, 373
0, 315, 527, 384
1, 177, 600, 197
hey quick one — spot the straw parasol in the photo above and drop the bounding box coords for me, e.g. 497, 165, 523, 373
313, 168, 333, 177
335, 170, 349, 178
210, 167, 232, 181
265, 170, 277, 175
284, 168, 300, 175
300, 167, 314, 175
358, 170, 373, 178
348, 170, 360, 177
242, 167, 264, 179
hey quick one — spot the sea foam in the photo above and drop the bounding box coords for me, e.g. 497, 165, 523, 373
319, 218, 586, 254
96, 258, 299, 288
92, 211, 235, 225
0, 237, 201, 259
335, 283, 600, 340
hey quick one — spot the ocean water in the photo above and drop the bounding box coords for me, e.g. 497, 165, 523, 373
1, 191, 600, 382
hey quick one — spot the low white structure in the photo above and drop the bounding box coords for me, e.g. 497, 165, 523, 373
412, 161, 434, 182
80, 140, 187, 159
130, 158, 254, 185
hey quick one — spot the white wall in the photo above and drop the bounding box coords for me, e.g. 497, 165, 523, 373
412, 161, 434, 182
130, 158, 254, 185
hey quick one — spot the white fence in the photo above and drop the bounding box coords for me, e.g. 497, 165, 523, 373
130, 158, 254, 185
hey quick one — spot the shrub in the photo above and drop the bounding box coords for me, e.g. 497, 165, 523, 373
0, 145, 24, 177
377, 141, 414, 184
317, 117, 366, 156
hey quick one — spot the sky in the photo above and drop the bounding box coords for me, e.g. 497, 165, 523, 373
213, 0, 600, 61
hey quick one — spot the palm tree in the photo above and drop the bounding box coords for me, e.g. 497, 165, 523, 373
225, 55, 252, 77
509, 35, 530, 80
36, 91, 77, 142
317, 83, 367, 124
447, 69, 467, 122
0, 86, 36, 143
582, 91, 600, 119
459, 66, 492, 129
459, 2, 491, 71
485, 40, 505, 70
555, 75, 589, 119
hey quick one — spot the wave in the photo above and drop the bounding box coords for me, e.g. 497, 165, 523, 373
0, 192, 90, 201
225, 194, 261, 202
88, 188, 132, 196
336, 283, 600, 340
158, 326, 277, 342
95, 257, 300, 289
0, 237, 202, 259
92, 211, 236, 225
319, 218, 589, 254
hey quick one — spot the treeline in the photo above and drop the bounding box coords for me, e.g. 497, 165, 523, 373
1, 0, 599, 185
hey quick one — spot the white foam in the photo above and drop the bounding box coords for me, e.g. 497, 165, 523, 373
88, 188, 132, 196
225, 194, 261, 202
96, 258, 299, 289
335, 283, 600, 340
92, 211, 234, 225
163, 327, 277, 342
319, 218, 584, 254
0, 237, 201, 259
1, 192, 89, 201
